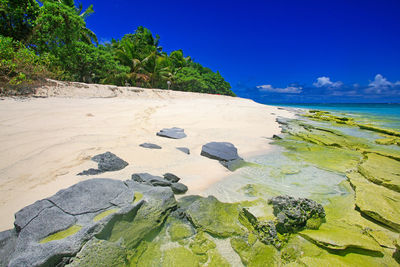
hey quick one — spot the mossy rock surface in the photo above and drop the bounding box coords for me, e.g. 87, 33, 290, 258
299, 223, 381, 252
231, 237, 278, 267
181, 195, 245, 237
163, 247, 200, 267
189, 232, 216, 255
168, 221, 194, 242
358, 153, 400, 192
67, 238, 128, 267
348, 171, 400, 231
278, 138, 362, 173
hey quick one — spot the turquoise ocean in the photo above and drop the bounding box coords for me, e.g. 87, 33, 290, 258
275, 103, 400, 130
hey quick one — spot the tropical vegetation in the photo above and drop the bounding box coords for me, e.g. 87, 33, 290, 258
0, 0, 235, 96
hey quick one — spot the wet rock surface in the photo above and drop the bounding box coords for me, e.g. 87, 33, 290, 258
78, 152, 128, 175
268, 195, 325, 233
139, 143, 162, 149
0, 178, 176, 267
156, 127, 187, 139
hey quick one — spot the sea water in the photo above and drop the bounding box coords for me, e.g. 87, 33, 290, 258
276, 103, 400, 130
202, 103, 400, 207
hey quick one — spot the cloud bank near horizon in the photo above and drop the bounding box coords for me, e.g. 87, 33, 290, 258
237, 74, 400, 103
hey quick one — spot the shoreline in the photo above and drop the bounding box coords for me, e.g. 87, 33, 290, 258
0, 81, 293, 231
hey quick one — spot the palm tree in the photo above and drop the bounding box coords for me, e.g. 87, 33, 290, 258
51, 0, 98, 45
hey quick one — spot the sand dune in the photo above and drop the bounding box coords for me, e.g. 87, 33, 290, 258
0, 80, 292, 231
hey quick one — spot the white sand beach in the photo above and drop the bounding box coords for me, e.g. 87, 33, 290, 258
0, 81, 292, 231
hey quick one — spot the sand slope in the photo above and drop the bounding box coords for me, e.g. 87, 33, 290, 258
0, 80, 292, 231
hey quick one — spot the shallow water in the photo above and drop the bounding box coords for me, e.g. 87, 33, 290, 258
201, 146, 348, 206
277, 103, 400, 130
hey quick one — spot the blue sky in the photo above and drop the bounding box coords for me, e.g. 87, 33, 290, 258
80, 0, 400, 103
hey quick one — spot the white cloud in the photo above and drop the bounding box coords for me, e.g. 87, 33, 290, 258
257, 84, 302, 94
313, 76, 343, 88
366, 74, 400, 94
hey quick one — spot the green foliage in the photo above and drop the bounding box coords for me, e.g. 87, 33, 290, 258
0, 36, 52, 95
0, 0, 235, 96
0, 0, 39, 41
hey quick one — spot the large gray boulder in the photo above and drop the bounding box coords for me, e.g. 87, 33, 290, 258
78, 152, 128, 175
157, 127, 187, 139
2, 178, 176, 267
0, 229, 17, 267
200, 142, 242, 162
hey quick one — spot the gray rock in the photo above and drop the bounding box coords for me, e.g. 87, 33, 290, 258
163, 173, 180, 183
0, 229, 17, 267
132, 173, 171, 187
156, 127, 187, 139
171, 183, 188, 194
78, 152, 128, 176
139, 143, 162, 149
14, 199, 53, 232
200, 142, 242, 162
176, 147, 190, 154
47, 178, 130, 215
268, 195, 325, 233
219, 158, 247, 171
6, 178, 176, 267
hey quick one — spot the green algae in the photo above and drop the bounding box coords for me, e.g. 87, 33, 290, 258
128, 241, 162, 267
67, 238, 128, 267
347, 171, 400, 232
358, 153, 400, 192
230, 237, 279, 267
106, 198, 175, 249
168, 221, 194, 242
39, 224, 82, 243
299, 223, 382, 252
93, 208, 119, 222
278, 138, 362, 173
182, 196, 245, 238
207, 250, 230, 267
133, 192, 143, 203
189, 232, 216, 255
163, 247, 200, 267
304, 110, 400, 138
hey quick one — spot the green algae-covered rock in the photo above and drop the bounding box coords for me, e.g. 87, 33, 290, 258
129, 241, 163, 267
163, 247, 200, 267
347, 171, 400, 231
105, 185, 177, 249
287, 234, 398, 267
230, 237, 278, 267
189, 232, 216, 255
358, 153, 400, 192
67, 238, 128, 267
180, 196, 245, 237
299, 223, 381, 252
207, 250, 230, 267
277, 138, 362, 173
268, 195, 325, 233
239, 208, 281, 248
168, 221, 194, 242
